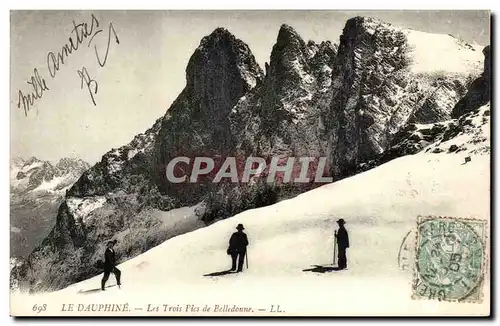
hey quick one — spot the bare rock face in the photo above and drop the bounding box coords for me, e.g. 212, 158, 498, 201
327, 17, 481, 178
214, 25, 338, 222
230, 24, 337, 159
153, 28, 264, 200
409, 76, 470, 124
15, 17, 485, 292
359, 44, 490, 172
451, 45, 491, 118
359, 101, 490, 174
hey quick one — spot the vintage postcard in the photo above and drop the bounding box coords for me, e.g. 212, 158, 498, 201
9, 10, 491, 316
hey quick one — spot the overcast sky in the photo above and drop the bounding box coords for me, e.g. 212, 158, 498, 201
10, 10, 490, 164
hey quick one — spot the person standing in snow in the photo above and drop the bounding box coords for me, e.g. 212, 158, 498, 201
101, 240, 122, 291
335, 219, 349, 270
227, 224, 249, 272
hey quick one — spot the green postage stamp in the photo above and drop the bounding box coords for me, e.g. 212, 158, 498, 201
412, 216, 488, 303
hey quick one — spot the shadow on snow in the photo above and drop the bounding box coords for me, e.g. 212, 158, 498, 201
203, 269, 237, 277
302, 265, 342, 273
77, 284, 117, 295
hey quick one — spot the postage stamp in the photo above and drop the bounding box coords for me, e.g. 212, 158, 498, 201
412, 216, 488, 303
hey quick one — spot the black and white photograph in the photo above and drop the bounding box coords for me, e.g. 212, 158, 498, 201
9, 10, 491, 316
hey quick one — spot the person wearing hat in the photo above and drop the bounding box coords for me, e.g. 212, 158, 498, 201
335, 219, 349, 270
101, 240, 121, 291
227, 224, 249, 272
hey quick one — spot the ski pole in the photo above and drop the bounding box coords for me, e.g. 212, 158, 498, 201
333, 230, 337, 266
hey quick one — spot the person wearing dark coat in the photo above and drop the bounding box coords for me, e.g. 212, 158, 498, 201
227, 224, 249, 272
101, 240, 121, 291
335, 219, 349, 270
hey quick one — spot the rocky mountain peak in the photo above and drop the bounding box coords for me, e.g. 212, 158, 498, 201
195, 27, 254, 61
269, 24, 309, 77
23, 156, 43, 166
186, 27, 264, 100
276, 24, 305, 48
230, 23, 338, 162
204, 27, 233, 40
55, 158, 90, 176
338, 16, 392, 47
56, 157, 87, 168
265, 24, 318, 104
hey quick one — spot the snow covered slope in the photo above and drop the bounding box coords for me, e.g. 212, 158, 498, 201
11, 107, 490, 316
405, 29, 483, 74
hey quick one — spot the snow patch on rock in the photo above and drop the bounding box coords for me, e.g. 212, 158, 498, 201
34, 176, 69, 192
427, 103, 490, 155
290, 59, 314, 84
66, 196, 107, 222
240, 67, 259, 89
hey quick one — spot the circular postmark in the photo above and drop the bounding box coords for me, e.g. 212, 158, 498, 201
398, 230, 415, 272
415, 219, 484, 302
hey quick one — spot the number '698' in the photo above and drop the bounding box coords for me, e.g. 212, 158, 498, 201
32, 304, 47, 313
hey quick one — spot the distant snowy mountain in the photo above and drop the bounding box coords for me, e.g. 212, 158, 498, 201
13, 16, 488, 292
10, 157, 90, 258
11, 157, 90, 194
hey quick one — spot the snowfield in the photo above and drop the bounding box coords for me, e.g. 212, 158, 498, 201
11, 144, 490, 316
405, 29, 483, 74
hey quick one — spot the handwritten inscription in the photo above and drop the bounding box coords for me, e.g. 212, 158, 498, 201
77, 67, 98, 106
16, 13, 120, 116
93, 22, 120, 68
17, 69, 50, 116
46, 14, 100, 79
77, 19, 120, 105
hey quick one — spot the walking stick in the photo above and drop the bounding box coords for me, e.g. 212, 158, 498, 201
333, 230, 337, 266
245, 251, 249, 270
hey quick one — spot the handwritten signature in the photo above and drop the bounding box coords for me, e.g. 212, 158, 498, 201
17, 13, 120, 116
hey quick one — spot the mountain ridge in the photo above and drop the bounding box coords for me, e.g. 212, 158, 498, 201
13, 16, 488, 292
